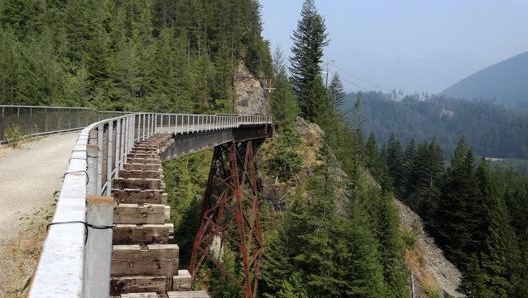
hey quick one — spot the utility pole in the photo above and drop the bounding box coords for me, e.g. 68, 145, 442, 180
324, 59, 334, 89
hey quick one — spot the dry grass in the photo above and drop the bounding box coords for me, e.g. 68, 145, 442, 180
0, 203, 54, 298
405, 247, 441, 296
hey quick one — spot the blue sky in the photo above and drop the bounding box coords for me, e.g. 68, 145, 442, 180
259, 0, 528, 94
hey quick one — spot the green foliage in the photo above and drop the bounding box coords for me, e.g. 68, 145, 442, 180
328, 73, 345, 111
267, 128, 303, 182
276, 272, 309, 298
270, 47, 299, 130
346, 91, 528, 159
382, 135, 528, 297
289, 0, 329, 121
206, 249, 243, 298
163, 150, 211, 266
0, 0, 271, 111
260, 142, 409, 297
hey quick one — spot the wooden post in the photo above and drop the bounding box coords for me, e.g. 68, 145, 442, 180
85, 196, 114, 298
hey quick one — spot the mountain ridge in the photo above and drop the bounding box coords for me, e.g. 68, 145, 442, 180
440, 51, 528, 109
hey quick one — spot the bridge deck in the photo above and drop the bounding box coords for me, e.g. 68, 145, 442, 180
0, 132, 79, 242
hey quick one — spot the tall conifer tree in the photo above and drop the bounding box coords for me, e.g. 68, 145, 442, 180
289, 0, 329, 121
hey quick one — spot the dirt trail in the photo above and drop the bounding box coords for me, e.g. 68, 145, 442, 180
0, 132, 79, 242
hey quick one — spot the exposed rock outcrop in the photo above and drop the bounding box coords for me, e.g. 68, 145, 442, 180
234, 62, 270, 116
395, 199, 465, 298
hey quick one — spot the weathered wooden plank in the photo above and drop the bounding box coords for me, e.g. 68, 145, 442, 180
119, 169, 162, 179
114, 204, 169, 224
113, 178, 163, 190
112, 189, 167, 205
111, 276, 168, 295
127, 153, 160, 160
130, 147, 158, 152
127, 158, 162, 165
133, 146, 160, 152
124, 163, 162, 171
173, 270, 191, 291
167, 291, 209, 298
113, 224, 174, 244
111, 244, 179, 276
121, 292, 159, 298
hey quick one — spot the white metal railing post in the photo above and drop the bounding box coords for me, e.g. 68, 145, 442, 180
115, 119, 121, 172
134, 114, 139, 142
151, 114, 154, 136
87, 130, 99, 196
145, 114, 148, 138
119, 118, 125, 170
137, 114, 141, 140
154, 114, 157, 135
141, 114, 147, 141
147, 114, 151, 138
123, 117, 129, 161
96, 125, 104, 194
153, 114, 156, 135
105, 121, 114, 196
128, 114, 137, 150
140, 114, 144, 140
137, 114, 141, 141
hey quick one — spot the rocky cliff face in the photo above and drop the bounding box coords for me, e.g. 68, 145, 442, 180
395, 199, 465, 298
234, 62, 270, 116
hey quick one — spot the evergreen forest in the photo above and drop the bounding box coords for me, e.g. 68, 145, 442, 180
0, 0, 270, 112
1, 0, 527, 297
378, 136, 528, 297
343, 91, 528, 159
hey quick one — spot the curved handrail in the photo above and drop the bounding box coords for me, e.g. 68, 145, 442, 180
27, 112, 271, 298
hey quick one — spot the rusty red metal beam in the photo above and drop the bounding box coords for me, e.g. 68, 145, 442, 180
189, 141, 264, 298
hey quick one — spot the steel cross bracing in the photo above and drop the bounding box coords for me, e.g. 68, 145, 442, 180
190, 140, 264, 298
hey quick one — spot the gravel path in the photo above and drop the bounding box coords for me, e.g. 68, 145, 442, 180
0, 132, 79, 242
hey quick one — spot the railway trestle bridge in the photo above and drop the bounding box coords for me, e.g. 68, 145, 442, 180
0, 106, 272, 298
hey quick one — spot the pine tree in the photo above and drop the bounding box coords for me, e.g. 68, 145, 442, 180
289, 0, 329, 121
270, 47, 299, 130
407, 139, 444, 224
434, 137, 480, 268
328, 72, 345, 111
365, 133, 388, 186
382, 133, 404, 195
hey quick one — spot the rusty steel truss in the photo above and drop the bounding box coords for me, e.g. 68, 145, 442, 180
190, 140, 264, 298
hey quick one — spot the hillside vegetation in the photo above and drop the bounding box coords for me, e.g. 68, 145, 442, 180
379, 135, 528, 297
0, 0, 270, 112
441, 51, 528, 110
343, 92, 528, 159
3, 0, 528, 297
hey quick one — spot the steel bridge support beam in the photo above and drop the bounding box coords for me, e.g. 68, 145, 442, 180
190, 140, 263, 298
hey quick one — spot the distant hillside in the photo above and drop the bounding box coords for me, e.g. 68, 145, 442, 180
440, 52, 528, 109
343, 91, 528, 159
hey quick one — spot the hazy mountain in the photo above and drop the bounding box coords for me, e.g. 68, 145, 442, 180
440, 52, 528, 109
326, 47, 489, 94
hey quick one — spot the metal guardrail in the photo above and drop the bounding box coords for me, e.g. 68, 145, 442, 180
0, 105, 127, 144
26, 111, 271, 298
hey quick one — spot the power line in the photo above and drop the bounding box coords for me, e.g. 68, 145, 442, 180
329, 62, 392, 93
338, 75, 370, 92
